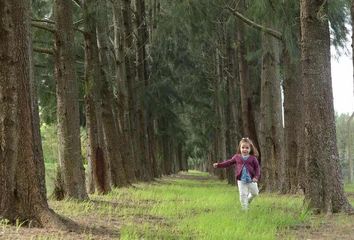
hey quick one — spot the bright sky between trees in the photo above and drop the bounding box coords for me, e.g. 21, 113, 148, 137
331, 45, 354, 115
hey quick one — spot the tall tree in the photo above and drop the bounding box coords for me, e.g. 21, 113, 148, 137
228, 1, 304, 193
53, 0, 87, 200
213, 21, 227, 180
96, 0, 129, 187
30, 3, 47, 199
251, 2, 285, 193
135, 0, 154, 181
112, 0, 137, 182
347, 113, 354, 182
225, 25, 241, 184
83, 0, 111, 194
235, 0, 259, 146
259, 31, 279, 192
0, 0, 65, 227
350, 0, 354, 183
352, 0, 354, 98
121, 0, 139, 179
300, 0, 352, 213
282, 49, 304, 193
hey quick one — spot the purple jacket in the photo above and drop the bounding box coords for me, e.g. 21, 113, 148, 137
216, 154, 260, 181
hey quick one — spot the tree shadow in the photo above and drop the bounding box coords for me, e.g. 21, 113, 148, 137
61, 213, 120, 239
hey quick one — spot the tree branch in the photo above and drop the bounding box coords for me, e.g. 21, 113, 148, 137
74, 19, 84, 26
31, 18, 55, 25
72, 0, 82, 8
31, 22, 55, 33
33, 47, 54, 55
31, 21, 85, 35
226, 6, 283, 41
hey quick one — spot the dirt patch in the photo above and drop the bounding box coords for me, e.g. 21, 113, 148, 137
0, 215, 120, 240
168, 172, 217, 181
280, 213, 354, 240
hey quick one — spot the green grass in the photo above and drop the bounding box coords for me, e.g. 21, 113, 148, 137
344, 183, 354, 193
45, 162, 57, 196
121, 175, 305, 239
45, 171, 308, 240
10, 170, 354, 239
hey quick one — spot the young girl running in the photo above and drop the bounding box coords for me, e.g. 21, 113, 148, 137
213, 137, 260, 210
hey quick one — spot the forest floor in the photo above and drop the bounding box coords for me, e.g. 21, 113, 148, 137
281, 197, 354, 240
1, 173, 354, 239
287, 213, 354, 240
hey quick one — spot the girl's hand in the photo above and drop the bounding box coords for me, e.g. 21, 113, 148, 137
252, 178, 258, 182
213, 163, 218, 168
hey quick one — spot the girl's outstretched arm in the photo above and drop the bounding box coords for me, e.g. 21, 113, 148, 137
213, 155, 237, 168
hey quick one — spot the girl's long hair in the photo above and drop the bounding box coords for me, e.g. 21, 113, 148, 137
236, 137, 259, 157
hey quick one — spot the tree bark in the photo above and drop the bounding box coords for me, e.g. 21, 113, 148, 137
350, 0, 354, 183
258, 25, 285, 192
29, 3, 47, 199
347, 113, 354, 183
352, 0, 354, 98
226, 29, 240, 185
236, 1, 251, 138
235, 2, 261, 161
83, 0, 111, 194
0, 0, 66, 228
53, 0, 88, 200
112, 0, 137, 182
135, 0, 154, 181
214, 42, 227, 179
300, 0, 352, 213
282, 49, 304, 193
96, 0, 128, 187
160, 119, 172, 175
121, 0, 139, 180
148, 0, 159, 42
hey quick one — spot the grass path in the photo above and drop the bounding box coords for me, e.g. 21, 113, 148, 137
2, 171, 354, 239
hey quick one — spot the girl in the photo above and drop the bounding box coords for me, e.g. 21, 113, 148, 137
213, 137, 260, 210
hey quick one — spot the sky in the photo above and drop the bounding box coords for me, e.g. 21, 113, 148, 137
331, 48, 354, 115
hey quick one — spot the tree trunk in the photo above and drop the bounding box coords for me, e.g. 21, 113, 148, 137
282, 49, 303, 193
347, 113, 354, 183
352, 0, 354, 98
235, 1, 260, 161
159, 118, 172, 175
148, 0, 159, 42
300, 0, 352, 213
135, 0, 154, 181
112, 0, 137, 182
236, 1, 251, 138
0, 0, 66, 228
144, 0, 160, 177
214, 44, 227, 179
83, 0, 111, 194
350, 0, 354, 183
53, 0, 88, 200
29, 7, 47, 199
121, 0, 139, 179
271, 42, 285, 193
96, 0, 128, 187
225, 29, 240, 184
259, 28, 285, 192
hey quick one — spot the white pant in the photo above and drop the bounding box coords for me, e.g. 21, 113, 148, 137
237, 180, 259, 210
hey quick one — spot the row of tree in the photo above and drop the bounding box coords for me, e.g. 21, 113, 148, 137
33, 0, 191, 203
173, 0, 354, 213
0, 0, 353, 228
1, 0, 190, 228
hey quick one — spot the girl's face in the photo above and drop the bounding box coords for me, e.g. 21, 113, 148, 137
240, 143, 251, 156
